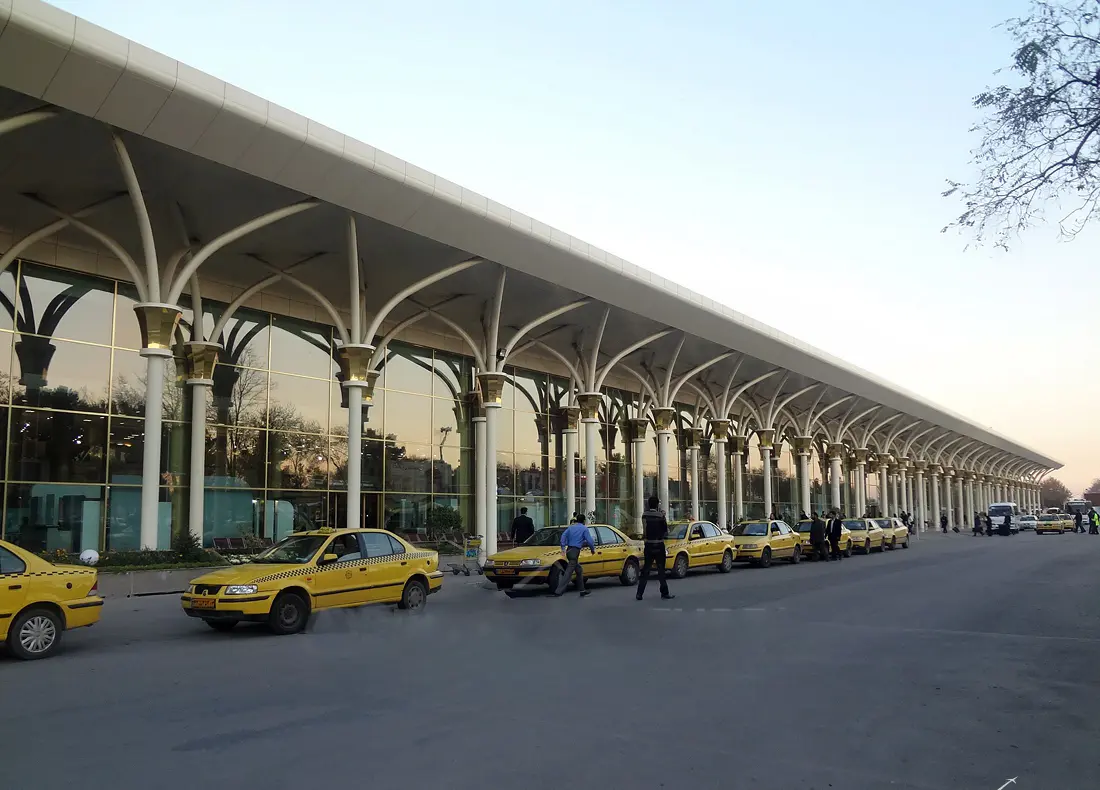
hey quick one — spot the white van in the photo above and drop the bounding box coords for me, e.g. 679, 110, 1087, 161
987, 502, 1020, 534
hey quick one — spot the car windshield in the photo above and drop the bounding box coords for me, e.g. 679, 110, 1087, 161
845, 520, 866, 530
795, 521, 812, 533
733, 522, 768, 536
988, 505, 1014, 518
875, 519, 892, 528
252, 535, 328, 564
666, 524, 690, 539
1038, 515, 1058, 522
524, 527, 567, 546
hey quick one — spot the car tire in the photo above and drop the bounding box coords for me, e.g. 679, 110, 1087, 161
205, 620, 238, 632
890, 538, 897, 550
398, 578, 428, 611
863, 540, 872, 554
844, 542, 853, 558
672, 553, 689, 579
619, 558, 640, 586
547, 563, 563, 592
7, 606, 63, 660
902, 537, 909, 549
718, 550, 734, 573
789, 544, 801, 564
268, 591, 309, 635
759, 547, 772, 568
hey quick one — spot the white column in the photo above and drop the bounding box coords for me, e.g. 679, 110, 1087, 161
931, 471, 941, 528
484, 403, 500, 556
855, 459, 867, 517
967, 478, 976, 525
715, 441, 728, 529
956, 475, 965, 529
890, 472, 899, 517
944, 475, 954, 529
564, 426, 577, 520
900, 469, 909, 516
733, 446, 744, 520
632, 435, 645, 534
689, 442, 700, 521
657, 429, 672, 511
140, 352, 167, 550
474, 416, 487, 546
187, 379, 210, 545
879, 464, 889, 517
799, 451, 812, 517
829, 450, 843, 512
346, 386, 363, 529
916, 467, 927, 530
761, 445, 774, 518
583, 418, 598, 518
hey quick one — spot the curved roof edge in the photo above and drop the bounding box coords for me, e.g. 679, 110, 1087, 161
0, 0, 1060, 468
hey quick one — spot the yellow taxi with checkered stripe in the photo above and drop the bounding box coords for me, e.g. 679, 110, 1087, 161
875, 518, 911, 550
663, 521, 740, 577
793, 519, 853, 558
0, 539, 103, 660
483, 524, 643, 591
844, 518, 887, 553
1035, 513, 1066, 534
731, 519, 803, 566
180, 528, 443, 634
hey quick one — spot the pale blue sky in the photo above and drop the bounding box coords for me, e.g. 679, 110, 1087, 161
50, 0, 1098, 492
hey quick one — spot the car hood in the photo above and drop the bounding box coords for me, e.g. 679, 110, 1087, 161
189, 563, 304, 585
732, 535, 769, 544
488, 546, 564, 563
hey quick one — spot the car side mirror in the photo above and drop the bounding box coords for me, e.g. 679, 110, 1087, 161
320, 553, 339, 564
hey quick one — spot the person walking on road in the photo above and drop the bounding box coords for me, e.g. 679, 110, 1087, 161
509, 506, 535, 545
554, 514, 595, 597
940, 514, 948, 534
1089, 510, 1100, 535
1074, 511, 1083, 534
810, 512, 830, 562
637, 496, 674, 601
828, 511, 844, 561
972, 512, 983, 537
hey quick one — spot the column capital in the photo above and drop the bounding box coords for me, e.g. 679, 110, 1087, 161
477, 371, 508, 408
558, 405, 581, 431
929, 464, 942, 476
943, 467, 956, 478
828, 442, 846, 459
791, 435, 813, 454
897, 456, 911, 469
652, 406, 676, 432
730, 435, 747, 456
853, 447, 870, 463
576, 391, 602, 421
133, 302, 183, 355
756, 428, 776, 449
183, 340, 221, 384
709, 419, 731, 442
914, 460, 928, 472
682, 427, 703, 449
625, 417, 648, 443
337, 342, 378, 392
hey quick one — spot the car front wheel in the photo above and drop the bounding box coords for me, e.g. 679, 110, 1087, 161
758, 547, 772, 568
789, 544, 801, 564
619, 558, 640, 586
268, 592, 309, 635
672, 554, 689, 579
718, 550, 734, 573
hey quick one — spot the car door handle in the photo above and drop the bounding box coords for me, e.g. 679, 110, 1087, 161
400, 561, 407, 566
8, 584, 21, 590
358, 567, 368, 572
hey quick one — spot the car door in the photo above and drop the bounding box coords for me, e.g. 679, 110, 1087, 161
595, 526, 627, 577
356, 532, 409, 604
0, 546, 28, 637
581, 526, 604, 576
686, 523, 710, 566
768, 523, 786, 556
310, 532, 369, 609
700, 522, 725, 563
776, 522, 797, 555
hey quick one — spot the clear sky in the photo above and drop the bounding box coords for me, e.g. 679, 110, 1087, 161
48, 0, 1098, 494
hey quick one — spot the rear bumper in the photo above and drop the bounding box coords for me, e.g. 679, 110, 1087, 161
64, 596, 104, 629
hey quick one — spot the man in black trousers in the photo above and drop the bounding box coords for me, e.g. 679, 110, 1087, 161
828, 510, 845, 561
637, 496, 674, 601
810, 511, 830, 562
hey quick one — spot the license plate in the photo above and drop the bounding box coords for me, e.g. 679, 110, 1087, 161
192, 597, 216, 609
497, 569, 515, 575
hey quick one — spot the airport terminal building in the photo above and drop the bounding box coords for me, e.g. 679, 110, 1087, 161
0, 1, 1060, 556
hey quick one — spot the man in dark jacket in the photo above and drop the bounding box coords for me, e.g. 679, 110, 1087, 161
636, 496, 674, 601
809, 512, 830, 562
509, 507, 535, 544
1074, 511, 1083, 534
828, 511, 845, 561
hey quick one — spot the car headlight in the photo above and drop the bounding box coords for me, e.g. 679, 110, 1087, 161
519, 559, 542, 567
665, 548, 672, 557
225, 585, 258, 595
483, 559, 495, 567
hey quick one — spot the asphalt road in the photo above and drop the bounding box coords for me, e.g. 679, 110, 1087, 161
3, 530, 1099, 790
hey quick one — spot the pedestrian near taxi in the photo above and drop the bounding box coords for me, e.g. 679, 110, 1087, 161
810, 512, 830, 562
637, 496, 674, 601
828, 511, 844, 561
554, 514, 595, 597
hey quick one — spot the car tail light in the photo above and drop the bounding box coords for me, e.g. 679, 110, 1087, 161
88, 578, 99, 597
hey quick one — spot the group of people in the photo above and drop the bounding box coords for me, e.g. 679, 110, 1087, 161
806, 511, 849, 562
970, 511, 1006, 536
1074, 510, 1100, 534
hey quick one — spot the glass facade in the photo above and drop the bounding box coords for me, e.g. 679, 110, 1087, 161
0, 259, 805, 552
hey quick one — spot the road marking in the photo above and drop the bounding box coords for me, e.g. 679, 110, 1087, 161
995, 778, 1017, 790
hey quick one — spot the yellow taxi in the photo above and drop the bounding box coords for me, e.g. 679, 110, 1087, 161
0, 539, 103, 660
484, 524, 642, 591
663, 520, 741, 578
181, 528, 443, 634
875, 518, 911, 550
1035, 514, 1066, 535
844, 518, 887, 553
731, 519, 802, 567
794, 519, 853, 559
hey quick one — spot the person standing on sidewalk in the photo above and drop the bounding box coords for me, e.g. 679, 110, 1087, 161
554, 514, 595, 597
637, 496, 674, 601
810, 512, 830, 562
828, 511, 845, 561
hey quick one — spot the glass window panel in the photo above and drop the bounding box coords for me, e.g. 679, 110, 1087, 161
433, 397, 471, 449
110, 349, 185, 418
431, 495, 471, 533
12, 339, 109, 412
268, 372, 329, 434
206, 425, 266, 489
264, 490, 328, 538
384, 390, 432, 445
601, 421, 627, 463
435, 445, 471, 495
495, 452, 515, 496
514, 453, 549, 498
381, 342, 433, 394
266, 430, 331, 490
269, 315, 333, 379
18, 264, 114, 347
4, 482, 105, 553
9, 409, 106, 483
507, 367, 547, 414
0, 267, 15, 332
383, 493, 429, 537
513, 411, 549, 456
385, 441, 433, 493
0, 330, 13, 405
547, 377, 572, 411
114, 283, 192, 351
430, 350, 471, 400
203, 487, 261, 548
211, 311, 269, 370
210, 364, 268, 427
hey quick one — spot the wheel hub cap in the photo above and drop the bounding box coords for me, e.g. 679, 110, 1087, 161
19, 615, 56, 654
